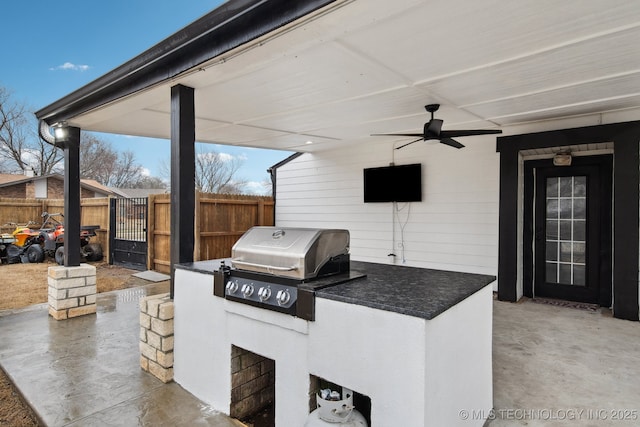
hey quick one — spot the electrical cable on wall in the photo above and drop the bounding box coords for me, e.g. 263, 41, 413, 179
394, 201, 410, 263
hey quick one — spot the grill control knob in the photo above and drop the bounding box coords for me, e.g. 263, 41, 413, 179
225, 280, 238, 294
258, 286, 272, 301
241, 284, 254, 298
276, 289, 291, 306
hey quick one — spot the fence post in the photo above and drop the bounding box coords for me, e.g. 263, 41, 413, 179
109, 198, 116, 265
258, 200, 265, 226
194, 191, 201, 262
147, 194, 156, 272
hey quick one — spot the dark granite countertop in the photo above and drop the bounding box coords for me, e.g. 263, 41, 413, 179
175, 259, 495, 320
317, 261, 495, 319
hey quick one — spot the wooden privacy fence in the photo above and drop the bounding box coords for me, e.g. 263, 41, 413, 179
0, 193, 273, 272
149, 193, 275, 273
0, 197, 110, 254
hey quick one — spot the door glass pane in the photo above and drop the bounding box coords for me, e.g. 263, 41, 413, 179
573, 265, 585, 286
573, 176, 586, 197
573, 242, 585, 263
559, 177, 572, 197
574, 198, 586, 219
546, 262, 557, 283
559, 199, 572, 219
559, 221, 572, 240
559, 264, 572, 283
546, 220, 558, 239
546, 242, 558, 261
544, 176, 587, 286
573, 220, 586, 241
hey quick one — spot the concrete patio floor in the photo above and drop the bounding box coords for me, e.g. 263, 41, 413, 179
0, 282, 242, 427
1, 284, 639, 426
490, 298, 640, 427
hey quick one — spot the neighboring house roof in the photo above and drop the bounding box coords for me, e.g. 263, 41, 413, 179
111, 188, 168, 198
0, 173, 117, 197
0, 174, 32, 185
80, 179, 118, 196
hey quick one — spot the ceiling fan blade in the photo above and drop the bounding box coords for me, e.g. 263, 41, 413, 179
395, 138, 423, 150
440, 129, 502, 137
371, 133, 424, 137
439, 138, 465, 149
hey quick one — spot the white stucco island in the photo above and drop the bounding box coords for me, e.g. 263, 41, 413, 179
171, 259, 495, 426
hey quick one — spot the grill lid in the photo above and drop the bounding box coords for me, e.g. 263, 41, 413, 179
231, 226, 349, 280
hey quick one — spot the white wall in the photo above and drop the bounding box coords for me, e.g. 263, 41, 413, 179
276, 110, 640, 296
275, 136, 500, 276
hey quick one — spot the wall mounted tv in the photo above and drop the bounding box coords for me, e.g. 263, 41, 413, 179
363, 163, 422, 203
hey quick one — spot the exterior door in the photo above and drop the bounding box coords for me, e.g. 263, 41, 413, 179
529, 156, 612, 305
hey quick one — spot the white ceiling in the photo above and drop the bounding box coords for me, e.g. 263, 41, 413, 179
68, 0, 640, 153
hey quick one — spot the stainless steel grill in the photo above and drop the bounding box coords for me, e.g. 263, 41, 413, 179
231, 227, 350, 279
213, 227, 364, 320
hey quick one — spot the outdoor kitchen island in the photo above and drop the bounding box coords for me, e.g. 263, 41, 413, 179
173, 259, 495, 427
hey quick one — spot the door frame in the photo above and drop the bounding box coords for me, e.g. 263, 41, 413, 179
496, 121, 640, 321
523, 155, 612, 306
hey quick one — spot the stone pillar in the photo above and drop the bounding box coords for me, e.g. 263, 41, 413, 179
139, 293, 174, 383
48, 264, 97, 320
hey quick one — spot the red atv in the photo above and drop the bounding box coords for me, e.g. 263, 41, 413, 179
38, 212, 103, 265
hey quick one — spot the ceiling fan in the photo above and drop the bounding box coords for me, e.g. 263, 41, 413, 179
372, 104, 502, 150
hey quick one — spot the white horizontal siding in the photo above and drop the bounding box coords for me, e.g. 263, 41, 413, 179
275, 136, 500, 275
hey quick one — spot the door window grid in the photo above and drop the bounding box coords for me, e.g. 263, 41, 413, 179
545, 176, 586, 286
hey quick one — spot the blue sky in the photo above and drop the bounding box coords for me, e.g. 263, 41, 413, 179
0, 1, 293, 193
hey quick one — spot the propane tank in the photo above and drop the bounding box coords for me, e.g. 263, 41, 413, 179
304, 388, 368, 427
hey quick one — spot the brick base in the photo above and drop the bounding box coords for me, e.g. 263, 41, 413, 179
230, 345, 275, 420
48, 264, 97, 320
139, 293, 174, 383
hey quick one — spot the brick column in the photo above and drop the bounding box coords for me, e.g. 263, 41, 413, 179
139, 293, 174, 383
48, 264, 97, 320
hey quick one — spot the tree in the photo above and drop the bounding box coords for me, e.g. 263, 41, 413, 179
0, 86, 63, 175
196, 149, 247, 193
79, 134, 160, 188
78, 133, 118, 181
1, 85, 165, 187
160, 145, 247, 194
131, 175, 167, 189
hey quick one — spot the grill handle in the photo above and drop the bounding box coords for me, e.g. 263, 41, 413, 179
232, 259, 298, 272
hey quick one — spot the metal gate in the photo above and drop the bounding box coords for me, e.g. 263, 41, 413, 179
109, 197, 148, 270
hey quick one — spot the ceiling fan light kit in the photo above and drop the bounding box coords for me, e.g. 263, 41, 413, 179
372, 104, 502, 150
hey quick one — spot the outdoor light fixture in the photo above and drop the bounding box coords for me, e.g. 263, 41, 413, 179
38, 120, 75, 149
54, 123, 69, 141
553, 151, 572, 166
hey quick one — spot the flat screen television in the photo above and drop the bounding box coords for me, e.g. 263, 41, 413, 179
363, 163, 422, 203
